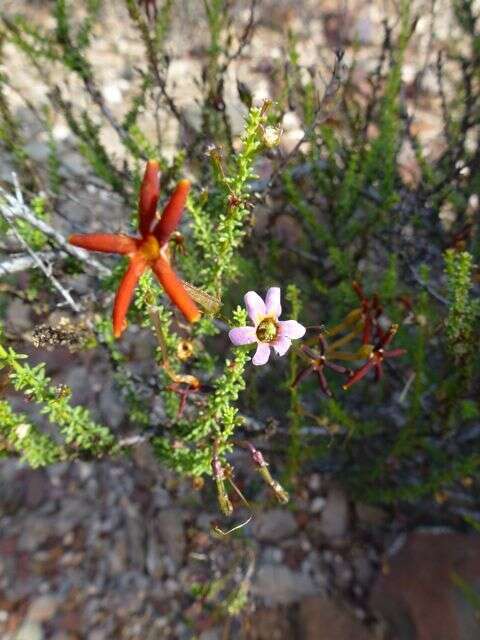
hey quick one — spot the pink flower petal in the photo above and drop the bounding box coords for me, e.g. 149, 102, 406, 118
278, 320, 306, 340
229, 326, 257, 346
265, 287, 281, 318
244, 291, 266, 324
272, 336, 291, 356
252, 343, 271, 366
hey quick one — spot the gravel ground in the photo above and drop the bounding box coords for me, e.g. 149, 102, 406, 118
0, 452, 386, 639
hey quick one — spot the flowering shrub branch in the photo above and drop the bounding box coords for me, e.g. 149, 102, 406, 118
1, 0, 479, 535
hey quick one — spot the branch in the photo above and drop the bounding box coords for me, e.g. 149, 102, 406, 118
408, 263, 448, 306
1, 216, 80, 312
125, 0, 197, 140
221, 0, 258, 72
117, 432, 153, 448
1, 180, 81, 312
266, 49, 347, 190
0, 251, 56, 276
0, 178, 111, 277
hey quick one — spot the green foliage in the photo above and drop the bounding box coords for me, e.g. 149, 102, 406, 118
186, 105, 269, 294
463, 514, 480, 533
63, 104, 127, 198
54, 0, 95, 78
94, 314, 151, 427
285, 284, 303, 483
363, 0, 411, 211
18, 196, 49, 250
0, 37, 39, 189
0, 400, 63, 467
154, 307, 249, 476
0, 76, 29, 169
0, 333, 116, 456
444, 249, 480, 365
1, 0, 480, 531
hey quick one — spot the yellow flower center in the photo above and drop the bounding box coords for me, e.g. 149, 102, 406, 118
256, 317, 278, 343
140, 235, 161, 261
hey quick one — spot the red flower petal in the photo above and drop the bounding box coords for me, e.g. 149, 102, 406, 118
69, 234, 139, 255
383, 348, 406, 358
112, 253, 148, 338
362, 315, 372, 344
379, 324, 398, 348
151, 256, 200, 323
291, 365, 314, 388
343, 360, 375, 389
138, 160, 161, 237
317, 369, 332, 397
374, 362, 383, 382
153, 179, 190, 245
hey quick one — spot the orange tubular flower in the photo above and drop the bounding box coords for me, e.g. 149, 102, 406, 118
69, 160, 200, 338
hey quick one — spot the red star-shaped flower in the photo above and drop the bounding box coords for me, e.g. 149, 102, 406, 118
69, 160, 200, 338
343, 324, 405, 389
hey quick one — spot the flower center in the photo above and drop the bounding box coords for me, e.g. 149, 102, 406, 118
140, 235, 161, 261
256, 318, 278, 343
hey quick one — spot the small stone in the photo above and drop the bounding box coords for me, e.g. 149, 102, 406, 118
109, 533, 128, 575
24, 471, 50, 509
6, 299, 32, 332
146, 526, 163, 578
27, 595, 59, 622
252, 509, 298, 542
157, 509, 185, 568
333, 560, 353, 590
99, 379, 125, 428
370, 531, 480, 640
356, 503, 388, 526
352, 554, 374, 586
308, 474, 322, 492
199, 630, 221, 640
19, 520, 53, 552
318, 485, 349, 539
103, 82, 123, 104
15, 621, 44, 640
63, 532, 74, 546
300, 536, 312, 552
247, 606, 294, 640
25, 141, 49, 162
298, 596, 373, 640
272, 214, 303, 249
310, 497, 326, 514
253, 565, 318, 604
261, 546, 284, 564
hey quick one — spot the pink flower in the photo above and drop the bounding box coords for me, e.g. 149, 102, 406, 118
229, 287, 306, 366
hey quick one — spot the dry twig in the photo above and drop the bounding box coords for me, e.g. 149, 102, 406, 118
0, 251, 56, 276
0, 177, 111, 277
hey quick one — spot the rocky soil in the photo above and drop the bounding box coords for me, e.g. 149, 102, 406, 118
1, 454, 479, 639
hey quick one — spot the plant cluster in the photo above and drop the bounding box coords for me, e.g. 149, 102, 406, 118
0, 0, 479, 535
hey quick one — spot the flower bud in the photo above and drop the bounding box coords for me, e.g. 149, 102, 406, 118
212, 455, 233, 516
261, 125, 282, 148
